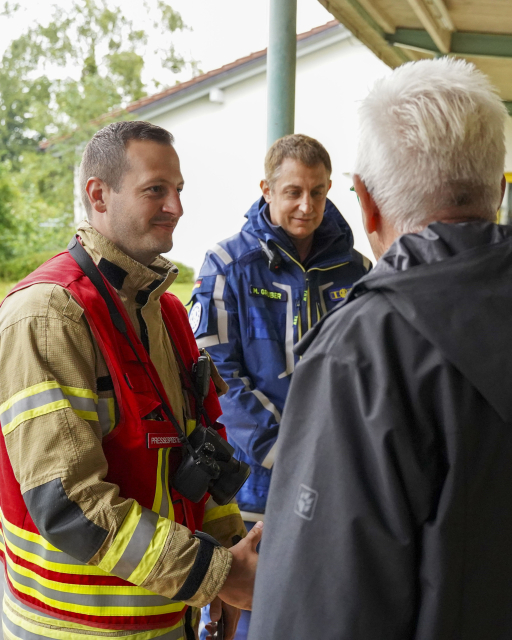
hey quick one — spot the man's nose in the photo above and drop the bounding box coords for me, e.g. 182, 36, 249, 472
162, 190, 184, 217
299, 194, 313, 214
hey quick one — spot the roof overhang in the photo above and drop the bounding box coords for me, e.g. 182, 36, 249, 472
317, 0, 512, 112
134, 21, 351, 120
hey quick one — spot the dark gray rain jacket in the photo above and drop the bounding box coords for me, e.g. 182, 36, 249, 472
248, 221, 512, 640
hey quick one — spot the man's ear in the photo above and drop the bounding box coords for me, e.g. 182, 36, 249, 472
260, 179, 272, 204
353, 174, 381, 235
86, 177, 108, 214
500, 175, 507, 209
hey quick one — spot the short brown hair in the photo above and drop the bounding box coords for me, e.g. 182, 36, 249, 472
79, 121, 174, 217
264, 134, 332, 190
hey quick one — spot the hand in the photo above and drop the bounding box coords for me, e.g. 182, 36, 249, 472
217, 520, 263, 610
204, 597, 241, 640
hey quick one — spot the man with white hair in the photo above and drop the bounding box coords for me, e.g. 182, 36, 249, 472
248, 57, 512, 639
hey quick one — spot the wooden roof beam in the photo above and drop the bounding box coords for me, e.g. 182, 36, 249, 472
405, 0, 452, 53
429, 0, 455, 32
355, 0, 395, 33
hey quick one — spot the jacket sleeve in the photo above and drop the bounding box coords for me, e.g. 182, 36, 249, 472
248, 295, 447, 640
190, 249, 280, 468
0, 284, 231, 608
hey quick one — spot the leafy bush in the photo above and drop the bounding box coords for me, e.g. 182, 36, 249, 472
173, 261, 194, 284
0, 250, 60, 281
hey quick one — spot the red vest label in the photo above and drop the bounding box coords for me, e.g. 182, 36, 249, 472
147, 433, 181, 448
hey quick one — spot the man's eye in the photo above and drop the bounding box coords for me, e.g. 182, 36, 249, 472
149, 186, 162, 193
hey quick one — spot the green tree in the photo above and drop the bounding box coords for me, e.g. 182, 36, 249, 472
0, 0, 194, 263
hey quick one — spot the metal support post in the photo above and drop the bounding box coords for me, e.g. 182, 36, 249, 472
267, 0, 297, 148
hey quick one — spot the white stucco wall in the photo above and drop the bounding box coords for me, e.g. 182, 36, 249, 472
149, 36, 390, 275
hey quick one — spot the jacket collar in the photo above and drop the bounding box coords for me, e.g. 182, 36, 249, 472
242, 196, 355, 265
76, 221, 178, 305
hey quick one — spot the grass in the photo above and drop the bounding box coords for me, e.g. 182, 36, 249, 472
0, 280, 194, 307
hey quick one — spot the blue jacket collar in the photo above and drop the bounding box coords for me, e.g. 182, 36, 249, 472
242, 196, 355, 262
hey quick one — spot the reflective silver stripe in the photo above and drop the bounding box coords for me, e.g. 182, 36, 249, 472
213, 275, 228, 344
67, 395, 97, 414
318, 281, 334, 316
251, 390, 281, 423
196, 335, 220, 349
274, 282, 294, 378
97, 398, 113, 437
159, 450, 170, 518
111, 508, 159, 580
2, 520, 87, 567
6, 561, 172, 608
210, 244, 233, 266
239, 511, 265, 523
2, 588, 186, 639
261, 440, 278, 469
4, 583, 58, 622
0, 389, 64, 426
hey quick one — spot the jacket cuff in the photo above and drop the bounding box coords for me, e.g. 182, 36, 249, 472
182, 544, 232, 608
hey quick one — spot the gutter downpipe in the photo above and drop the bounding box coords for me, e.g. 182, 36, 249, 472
267, 0, 297, 148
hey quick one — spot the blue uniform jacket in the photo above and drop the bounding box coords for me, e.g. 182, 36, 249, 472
189, 197, 371, 513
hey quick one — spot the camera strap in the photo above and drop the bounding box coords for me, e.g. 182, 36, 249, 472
67, 236, 198, 458
163, 326, 213, 429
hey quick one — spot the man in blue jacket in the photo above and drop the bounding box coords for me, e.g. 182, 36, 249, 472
190, 134, 370, 638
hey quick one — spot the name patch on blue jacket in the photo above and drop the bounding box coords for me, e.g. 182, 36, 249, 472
250, 285, 287, 301
328, 286, 351, 301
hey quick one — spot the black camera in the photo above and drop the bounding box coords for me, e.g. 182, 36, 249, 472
172, 424, 250, 504
171, 354, 250, 505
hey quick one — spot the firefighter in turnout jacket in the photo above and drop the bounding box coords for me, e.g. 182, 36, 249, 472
0, 122, 260, 640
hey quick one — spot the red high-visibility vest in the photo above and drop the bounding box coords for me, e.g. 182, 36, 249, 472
0, 249, 222, 630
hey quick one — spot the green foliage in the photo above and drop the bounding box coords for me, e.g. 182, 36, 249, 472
0, 250, 59, 281
0, 0, 194, 264
173, 261, 195, 284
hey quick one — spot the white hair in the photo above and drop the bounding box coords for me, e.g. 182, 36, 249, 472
354, 57, 507, 233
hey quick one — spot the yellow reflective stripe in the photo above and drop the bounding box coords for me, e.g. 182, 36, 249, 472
4, 593, 184, 640
2, 527, 108, 576
186, 419, 196, 437
274, 244, 305, 272
152, 449, 164, 513
202, 502, 241, 524
3, 592, 185, 640
307, 286, 312, 330
5, 565, 182, 616
308, 262, 349, 272
2, 400, 70, 436
2, 547, 155, 597
60, 385, 98, 401
73, 410, 99, 422
0, 382, 60, 414
107, 396, 116, 433
98, 501, 141, 574
1, 382, 99, 436
2, 510, 60, 551
152, 449, 175, 521
127, 517, 172, 585
163, 449, 175, 521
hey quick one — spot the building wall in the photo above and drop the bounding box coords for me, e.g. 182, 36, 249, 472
149, 36, 390, 275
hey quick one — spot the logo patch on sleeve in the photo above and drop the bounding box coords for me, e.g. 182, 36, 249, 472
189, 301, 202, 333
328, 286, 351, 302
294, 484, 318, 521
249, 285, 287, 301
192, 278, 203, 290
